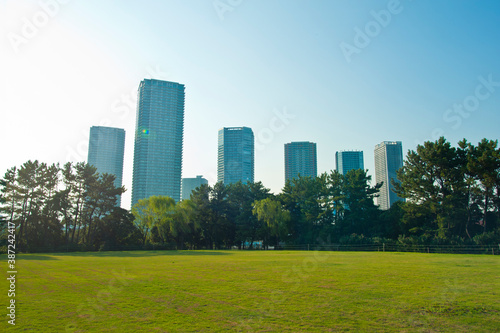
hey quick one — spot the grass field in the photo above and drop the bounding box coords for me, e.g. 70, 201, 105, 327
2, 250, 499, 332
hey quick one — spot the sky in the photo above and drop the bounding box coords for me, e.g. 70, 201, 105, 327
1, 0, 499, 210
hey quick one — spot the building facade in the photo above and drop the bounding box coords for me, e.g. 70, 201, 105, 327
87, 126, 126, 206
181, 176, 208, 200
131, 79, 185, 206
335, 150, 364, 175
284, 141, 317, 182
374, 141, 404, 210
217, 127, 254, 185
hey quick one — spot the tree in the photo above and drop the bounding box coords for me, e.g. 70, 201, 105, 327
61, 162, 95, 245
0, 179, 8, 250
395, 138, 465, 237
0, 167, 17, 225
49, 188, 72, 246
326, 170, 345, 227
83, 172, 125, 248
280, 175, 331, 244
190, 183, 214, 249
377, 200, 405, 239
188, 181, 271, 249
395, 137, 485, 239
253, 196, 290, 247
131, 196, 176, 245
0, 161, 63, 251
95, 208, 142, 250
149, 195, 176, 244
226, 181, 270, 249
171, 199, 199, 249
460, 139, 500, 233
340, 169, 382, 236
1, 160, 126, 252
207, 182, 233, 249
59, 162, 125, 249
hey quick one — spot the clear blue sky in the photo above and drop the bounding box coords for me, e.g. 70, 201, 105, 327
1, 0, 499, 209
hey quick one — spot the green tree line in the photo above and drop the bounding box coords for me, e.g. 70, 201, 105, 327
1, 137, 499, 252
0, 161, 131, 251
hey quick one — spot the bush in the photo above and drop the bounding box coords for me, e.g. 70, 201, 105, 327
472, 230, 500, 245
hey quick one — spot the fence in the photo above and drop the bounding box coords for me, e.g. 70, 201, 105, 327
280, 243, 500, 255
2, 243, 499, 255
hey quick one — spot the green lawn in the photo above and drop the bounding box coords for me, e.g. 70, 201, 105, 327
2, 250, 499, 332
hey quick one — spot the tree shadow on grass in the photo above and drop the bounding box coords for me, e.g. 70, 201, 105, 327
82, 250, 234, 257
15, 254, 59, 260
14, 250, 234, 259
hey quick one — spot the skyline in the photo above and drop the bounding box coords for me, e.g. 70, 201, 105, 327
131, 79, 185, 205
374, 141, 404, 210
87, 125, 125, 206
284, 141, 317, 182
181, 175, 208, 201
1, 0, 500, 210
336, 150, 364, 176
217, 126, 255, 185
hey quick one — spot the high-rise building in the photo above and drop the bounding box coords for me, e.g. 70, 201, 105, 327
217, 127, 254, 185
284, 141, 317, 182
374, 141, 404, 210
336, 150, 364, 175
131, 79, 184, 206
87, 126, 126, 206
181, 176, 209, 200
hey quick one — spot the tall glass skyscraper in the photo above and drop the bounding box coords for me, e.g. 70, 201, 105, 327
87, 126, 125, 206
284, 141, 317, 182
374, 141, 404, 210
217, 127, 254, 185
131, 79, 185, 206
336, 150, 364, 175
181, 176, 208, 200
